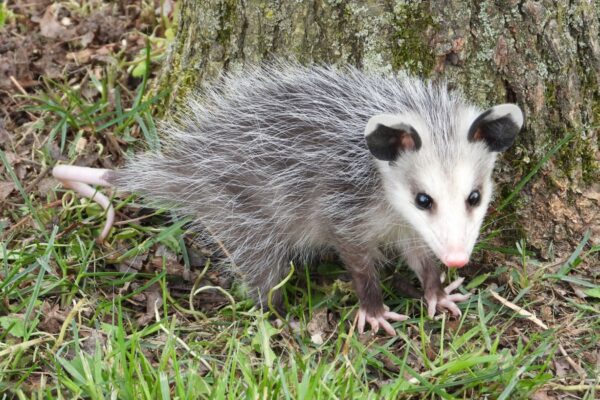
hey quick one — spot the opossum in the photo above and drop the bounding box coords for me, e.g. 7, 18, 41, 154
52, 64, 524, 336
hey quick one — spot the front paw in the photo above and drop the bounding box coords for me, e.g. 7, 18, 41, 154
357, 305, 408, 336
425, 277, 471, 318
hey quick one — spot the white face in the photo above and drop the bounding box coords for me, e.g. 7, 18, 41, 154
376, 142, 497, 268
365, 104, 523, 268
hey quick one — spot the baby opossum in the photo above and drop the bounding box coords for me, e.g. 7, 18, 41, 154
52, 64, 523, 336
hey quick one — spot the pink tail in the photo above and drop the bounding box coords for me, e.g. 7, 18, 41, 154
52, 165, 115, 241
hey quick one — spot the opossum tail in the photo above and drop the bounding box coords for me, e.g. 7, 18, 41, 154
52, 165, 115, 241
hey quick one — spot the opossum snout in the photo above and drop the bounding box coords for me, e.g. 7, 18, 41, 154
442, 252, 469, 268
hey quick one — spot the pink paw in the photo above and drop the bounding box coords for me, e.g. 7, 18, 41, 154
426, 277, 471, 318
357, 306, 408, 336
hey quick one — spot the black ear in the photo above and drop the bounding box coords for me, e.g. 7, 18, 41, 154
468, 104, 524, 152
365, 114, 422, 161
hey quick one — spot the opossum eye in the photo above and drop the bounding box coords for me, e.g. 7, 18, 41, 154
467, 190, 481, 207
415, 193, 433, 210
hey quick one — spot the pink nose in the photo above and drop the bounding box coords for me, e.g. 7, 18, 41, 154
443, 253, 469, 268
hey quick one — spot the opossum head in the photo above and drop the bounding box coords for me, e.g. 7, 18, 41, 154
365, 104, 523, 268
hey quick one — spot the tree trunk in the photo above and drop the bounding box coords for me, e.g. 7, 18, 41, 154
155, 0, 600, 256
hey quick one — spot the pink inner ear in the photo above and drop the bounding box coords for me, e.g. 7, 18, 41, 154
471, 127, 484, 141
400, 133, 415, 151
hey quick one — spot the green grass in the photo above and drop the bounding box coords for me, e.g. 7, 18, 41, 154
1, 5, 599, 398
1, 204, 598, 399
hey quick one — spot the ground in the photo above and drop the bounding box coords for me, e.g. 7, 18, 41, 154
0, 1, 598, 399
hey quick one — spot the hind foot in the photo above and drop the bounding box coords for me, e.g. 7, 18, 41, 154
425, 277, 471, 318
357, 305, 408, 336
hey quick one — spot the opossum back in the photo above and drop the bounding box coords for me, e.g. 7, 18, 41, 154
109, 64, 465, 251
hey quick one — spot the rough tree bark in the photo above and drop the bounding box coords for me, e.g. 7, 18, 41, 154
155, 0, 599, 257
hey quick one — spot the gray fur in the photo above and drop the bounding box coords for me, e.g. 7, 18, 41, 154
107, 63, 507, 309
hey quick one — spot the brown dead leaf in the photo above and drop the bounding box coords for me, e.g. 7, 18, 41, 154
2, 151, 18, 167
36, 177, 57, 197
136, 283, 162, 326
80, 329, 107, 355
117, 253, 146, 273
151, 244, 184, 276
540, 305, 553, 321
569, 282, 588, 299
38, 4, 74, 40
38, 302, 67, 334
582, 183, 600, 202
0, 120, 9, 146
307, 308, 336, 345
0, 181, 15, 200
530, 390, 556, 400
76, 11, 129, 44
582, 349, 600, 368
75, 137, 88, 153
553, 358, 570, 378
381, 354, 401, 373
67, 49, 94, 64
80, 31, 95, 47
14, 163, 28, 180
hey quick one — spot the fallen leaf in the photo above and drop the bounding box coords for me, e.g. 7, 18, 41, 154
569, 282, 588, 299
530, 390, 556, 400
136, 283, 162, 326
38, 4, 73, 40
307, 308, 335, 345
2, 151, 18, 166
117, 253, 146, 273
79, 31, 95, 47
67, 49, 94, 64
75, 137, 88, 153
36, 177, 57, 196
38, 302, 66, 334
151, 244, 185, 276
553, 358, 570, 378
582, 184, 600, 202
0, 181, 15, 200
0, 120, 9, 145
80, 329, 106, 355
310, 333, 323, 345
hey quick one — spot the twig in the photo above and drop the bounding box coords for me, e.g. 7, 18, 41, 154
0, 337, 52, 358
0, 215, 31, 240
52, 299, 88, 352
489, 290, 548, 330
9, 76, 28, 95
558, 344, 587, 383
1, 199, 65, 240
24, 166, 51, 193
113, 211, 162, 226
549, 383, 600, 392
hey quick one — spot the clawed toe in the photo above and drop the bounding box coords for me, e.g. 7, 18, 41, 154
426, 277, 471, 318
444, 277, 465, 294
357, 307, 408, 336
